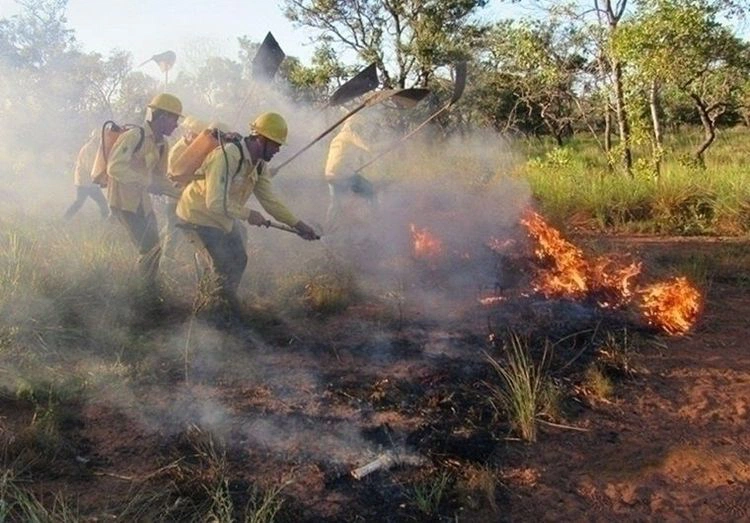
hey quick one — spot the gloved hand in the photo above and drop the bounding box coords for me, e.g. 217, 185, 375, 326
247, 210, 270, 227
293, 220, 320, 240
349, 174, 374, 198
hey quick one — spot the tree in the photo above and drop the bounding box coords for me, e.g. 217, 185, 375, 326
281, 43, 352, 105
78, 50, 133, 118
282, 0, 487, 88
474, 19, 587, 145
616, 0, 750, 167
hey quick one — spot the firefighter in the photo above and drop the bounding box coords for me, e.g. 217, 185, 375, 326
63, 129, 109, 220
168, 116, 207, 174
176, 112, 318, 311
106, 92, 182, 288
162, 116, 208, 257
324, 113, 375, 238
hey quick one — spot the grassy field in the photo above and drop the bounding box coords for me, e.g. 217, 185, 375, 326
517, 126, 750, 235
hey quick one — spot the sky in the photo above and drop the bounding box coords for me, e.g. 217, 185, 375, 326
0, 0, 519, 78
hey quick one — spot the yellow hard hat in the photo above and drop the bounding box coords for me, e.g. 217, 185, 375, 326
250, 112, 288, 145
182, 116, 207, 133
147, 93, 183, 116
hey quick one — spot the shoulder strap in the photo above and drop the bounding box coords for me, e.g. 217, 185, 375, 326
234, 141, 244, 175
133, 126, 145, 154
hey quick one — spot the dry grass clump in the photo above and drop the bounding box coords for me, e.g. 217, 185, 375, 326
485, 333, 554, 443
122, 425, 289, 523
582, 364, 614, 401
275, 260, 358, 316
0, 468, 79, 522
410, 470, 452, 516
455, 464, 499, 514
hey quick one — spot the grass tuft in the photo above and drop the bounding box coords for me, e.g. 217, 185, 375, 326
485, 333, 552, 443
411, 471, 451, 516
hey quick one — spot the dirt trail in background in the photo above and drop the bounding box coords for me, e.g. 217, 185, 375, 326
504, 238, 750, 521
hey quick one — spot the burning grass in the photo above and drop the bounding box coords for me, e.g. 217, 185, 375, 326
638, 277, 702, 335
513, 211, 702, 336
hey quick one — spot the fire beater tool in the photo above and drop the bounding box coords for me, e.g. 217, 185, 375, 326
138, 50, 176, 89
263, 220, 321, 240
233, 32, 287, 126
328, 62, 380, 107
252, 32, 286, 82
351, 61, 467, 176
275, 86, 430, 173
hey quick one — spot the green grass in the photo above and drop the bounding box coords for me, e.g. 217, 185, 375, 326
517, 127, 750, 235
411, 471, 451, 516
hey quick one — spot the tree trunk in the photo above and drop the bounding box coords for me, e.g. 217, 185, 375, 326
603, 109, 612, 153
542, 116, 564, 147
612, 60, 632, 175
649, 79, 663, 177
690, 93, 715, 169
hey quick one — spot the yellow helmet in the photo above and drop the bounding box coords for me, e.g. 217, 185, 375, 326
182, 116, 207, 133
250, 112, 288, 145
147, 93, 183, 116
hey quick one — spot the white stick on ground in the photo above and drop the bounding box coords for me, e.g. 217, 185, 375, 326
350, 452, 426, 480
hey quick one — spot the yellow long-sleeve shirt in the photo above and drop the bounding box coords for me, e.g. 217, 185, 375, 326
324, 120, 371, 183
176, 139, 298, 233
73, 135, 99, 186
106, 124, 178, 213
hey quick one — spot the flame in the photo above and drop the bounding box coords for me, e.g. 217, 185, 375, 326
518, 211, 700, 334
520, 211, 641, 306
410, 224, 443, 259
639, 277, 701, 335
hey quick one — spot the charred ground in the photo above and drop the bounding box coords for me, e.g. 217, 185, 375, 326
1, 234, 748, 521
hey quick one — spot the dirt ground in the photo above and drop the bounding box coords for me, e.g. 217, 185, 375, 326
2, 236, 749, 521
500, 236, 750, 522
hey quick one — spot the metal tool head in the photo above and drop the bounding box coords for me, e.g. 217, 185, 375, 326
137, 50, 176, 71
252, 32, 286, 82
329, 63, 379, 107
388, 88, 431, 108
363, 87, 430, 108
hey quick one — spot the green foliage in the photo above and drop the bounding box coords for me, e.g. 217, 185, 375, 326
522, 128, 750, 235
283, 0, 487, 87
281, 44, 351, 105
527, 146, 574, 169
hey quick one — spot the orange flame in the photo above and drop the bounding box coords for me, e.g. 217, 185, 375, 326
639, 277, 701, 335
410, 224, 443, 259
519, 211, 701, 335
520, 211, 641, 306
